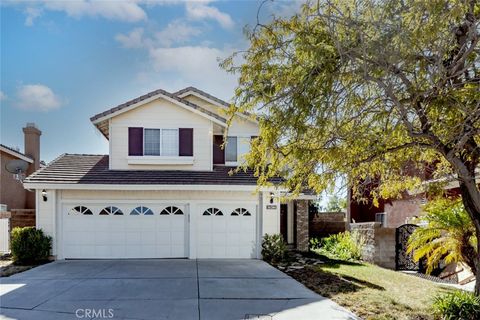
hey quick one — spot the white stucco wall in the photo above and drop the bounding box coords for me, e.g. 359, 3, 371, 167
109, 97, 213, 171
36, 189, 57, 254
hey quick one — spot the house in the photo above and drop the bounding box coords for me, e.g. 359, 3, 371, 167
0, 123, 41, 229
348, 180, 463, 228
23, 87, 315, 260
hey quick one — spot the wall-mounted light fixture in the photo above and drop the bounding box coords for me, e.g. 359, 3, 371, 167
42, 189, 47, 202
269, 192, 275, 204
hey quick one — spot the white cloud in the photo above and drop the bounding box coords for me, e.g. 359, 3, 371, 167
186, 2, 234, 29
19, 0, 147, 25
16, 84, 63, 112
115, 27, 146, 49
146, 46, 237, 98
0, 91, 6, 101
154, 20, 201, 47
116, 20, 201, 49
24, 7, 43, 26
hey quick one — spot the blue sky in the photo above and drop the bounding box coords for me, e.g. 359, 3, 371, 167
1, 0, 300, 162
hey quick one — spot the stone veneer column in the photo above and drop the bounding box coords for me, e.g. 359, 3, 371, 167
296, 200, 309, 251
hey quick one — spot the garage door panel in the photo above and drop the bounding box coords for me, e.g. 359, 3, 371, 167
63, 203, 186, 259
196, 204, 257, 259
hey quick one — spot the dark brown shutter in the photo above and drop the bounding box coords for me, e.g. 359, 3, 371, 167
213, 135, 225, 164
179, 128, 193, 156
128, 127, 143, 156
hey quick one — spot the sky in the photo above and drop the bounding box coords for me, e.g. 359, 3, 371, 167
1, 0, 301, 162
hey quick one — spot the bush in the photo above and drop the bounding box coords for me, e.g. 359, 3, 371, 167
432, 291, 480, 320
315, 231, 364, 261
261, 234, 287, 263
11, 227, 52, 265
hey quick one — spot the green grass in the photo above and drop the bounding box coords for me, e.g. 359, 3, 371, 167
288, 258, 456, 320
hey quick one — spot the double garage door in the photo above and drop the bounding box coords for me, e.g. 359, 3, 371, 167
62, 202, 256, 259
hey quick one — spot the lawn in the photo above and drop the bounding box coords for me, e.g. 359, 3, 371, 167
286, 258, 455, 320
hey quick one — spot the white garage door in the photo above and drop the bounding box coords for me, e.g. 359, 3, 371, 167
196, 203, 257, 258
62, 203, 187, 259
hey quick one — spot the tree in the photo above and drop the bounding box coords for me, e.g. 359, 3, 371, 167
222, 0, 480, 294
325, 195, 347, 212
408, 197, 477, 274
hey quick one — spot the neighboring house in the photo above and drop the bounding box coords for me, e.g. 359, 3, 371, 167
23, 87, 315, 260
1, 123, 41, 211
348, 181, 463, 228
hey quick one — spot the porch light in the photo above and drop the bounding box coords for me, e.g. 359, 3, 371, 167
42, 189, 47, 202
269, 192, 275, 204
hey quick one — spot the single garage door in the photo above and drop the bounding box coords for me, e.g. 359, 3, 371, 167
196, 203, 257, 258
62, 203, 187, 259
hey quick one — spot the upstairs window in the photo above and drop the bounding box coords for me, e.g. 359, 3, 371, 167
144, 128, 179, 156
225, 136, 251, 163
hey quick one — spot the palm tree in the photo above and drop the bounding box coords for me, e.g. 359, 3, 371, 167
407, 197, 477, 275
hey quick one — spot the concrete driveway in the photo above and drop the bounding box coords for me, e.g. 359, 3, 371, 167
0, 260, 357, 320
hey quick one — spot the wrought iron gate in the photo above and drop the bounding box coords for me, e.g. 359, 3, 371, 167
395, 224, 422, 271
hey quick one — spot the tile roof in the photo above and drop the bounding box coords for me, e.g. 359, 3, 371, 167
23, 154, 281, 186
174, 86, 230, 107
0, 143, 33, 161
90, 88, 227, 124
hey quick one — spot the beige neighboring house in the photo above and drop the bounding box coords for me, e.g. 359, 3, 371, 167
23, 87, 315, 260
0, 123, 41, 229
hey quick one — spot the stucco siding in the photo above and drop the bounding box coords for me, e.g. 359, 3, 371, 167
110, 97, 213, 170
36, 189, 57, 254
0, 152, 29, 210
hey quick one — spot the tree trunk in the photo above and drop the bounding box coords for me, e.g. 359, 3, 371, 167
458, 181, 480, 296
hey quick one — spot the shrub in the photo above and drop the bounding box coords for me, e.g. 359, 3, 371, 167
261, 234, 287, 263
432, 290, 480, 320
309, 237, 321, 250
315, 231, 364, 261
11, 227, 52, 265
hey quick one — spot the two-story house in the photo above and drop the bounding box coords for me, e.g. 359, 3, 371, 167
23, 87, 314, 260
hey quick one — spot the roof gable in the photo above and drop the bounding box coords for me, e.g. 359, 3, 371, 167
174, 86, 258, 123
91, 88, 227, 139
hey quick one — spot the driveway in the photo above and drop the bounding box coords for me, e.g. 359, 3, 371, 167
0, 260, 357, 320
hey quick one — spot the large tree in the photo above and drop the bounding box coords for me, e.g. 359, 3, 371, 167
222, 0, 480, 293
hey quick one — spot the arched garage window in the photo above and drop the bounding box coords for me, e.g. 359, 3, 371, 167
69, 206, 93, 215
203, 208, 223, 216
231, 208, 251, 216
160, 206, 184, 215
130, 206, 154, 215
100, 206, 123, 215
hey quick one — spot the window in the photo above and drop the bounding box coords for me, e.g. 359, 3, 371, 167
144, 129, 161, 155
231, 208, 251, 216
143, 128, 179, 156
100, 206, 123, 215
225, 137, 237, 162
131, 206, 154, 215
69, 206, 93, 215
225, 136, 251, 163
203, 208, 223, 216
160, 206, 184, 215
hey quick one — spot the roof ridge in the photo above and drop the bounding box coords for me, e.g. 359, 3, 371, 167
0, 143, 33, 160
89, 88, 226, 123
173, 86, 230, 107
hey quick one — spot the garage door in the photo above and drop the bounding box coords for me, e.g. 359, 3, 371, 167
62, 203, 187, 259
196, 204, 257, 258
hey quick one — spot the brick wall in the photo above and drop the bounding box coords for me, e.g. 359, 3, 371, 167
309, 212, 346, 239
350, 222, 396, 269
296, 200, 309, 251
9, 209, 35, 230
384, 197, 423, 228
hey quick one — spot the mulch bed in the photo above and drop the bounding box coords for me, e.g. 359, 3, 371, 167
0, 253, 50, 277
